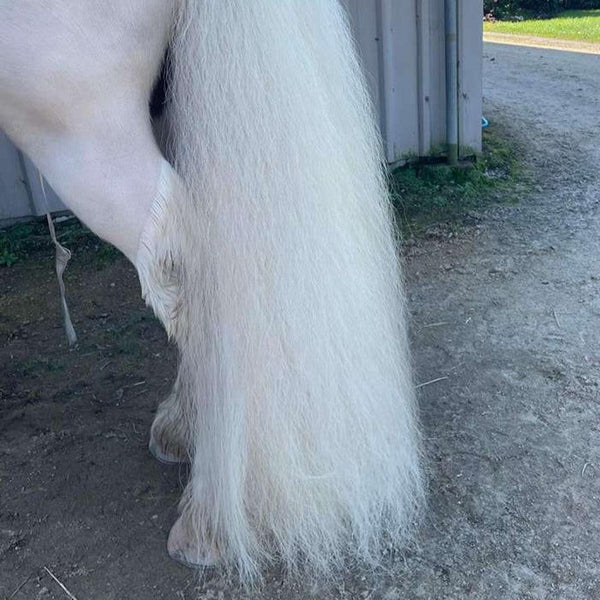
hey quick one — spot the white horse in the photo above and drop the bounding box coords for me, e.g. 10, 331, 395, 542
0, 0, 422, 582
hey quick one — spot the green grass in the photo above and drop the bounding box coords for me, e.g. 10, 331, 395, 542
484, 10, 600, 43
0, 218, 120, 268
391, 123, 523, 237
3, 125, 522, 260
19, 356, 66, 377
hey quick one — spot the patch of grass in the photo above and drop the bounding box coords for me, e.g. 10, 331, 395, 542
56, 219, 120, 269
19, 357, 66, 377
0, 217, 121, 269
391, 123, 523, 237
484, 10, 600, 43
56, 219, 96, 247
0, 221, 46, 266
95, 243, 121, 269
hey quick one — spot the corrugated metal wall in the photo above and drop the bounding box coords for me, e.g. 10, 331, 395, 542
0, 132, 65, 223
0, 0, 483, 224
343, 0, 483, 164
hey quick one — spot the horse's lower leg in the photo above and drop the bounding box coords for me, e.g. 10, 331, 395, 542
149, 366, 192, 464
12, 119, 202, 548
167, 503, 220, 568
9, 115, 194, 455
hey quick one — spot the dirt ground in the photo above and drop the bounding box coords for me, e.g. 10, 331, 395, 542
2, 42, 600, 599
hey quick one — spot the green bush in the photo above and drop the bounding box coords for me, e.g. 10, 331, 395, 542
485, 0, 600, 17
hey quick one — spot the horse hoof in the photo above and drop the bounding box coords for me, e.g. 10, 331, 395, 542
167, 515, 220, 568
149, 410, 189, 464
148, 438, 187, 465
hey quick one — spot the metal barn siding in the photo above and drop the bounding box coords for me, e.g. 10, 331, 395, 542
0, 1, 483, 224
343, 0, 483, 164
458, 0, 484, 157
0, 132, 31, 221
0, 132, 65, 224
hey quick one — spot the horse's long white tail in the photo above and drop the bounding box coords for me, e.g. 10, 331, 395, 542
166, 0, 423, 581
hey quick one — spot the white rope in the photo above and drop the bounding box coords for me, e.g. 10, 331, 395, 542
40, 175, 77, 346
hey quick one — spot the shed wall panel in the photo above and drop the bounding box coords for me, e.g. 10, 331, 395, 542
344, 0, 483, 162
22, 155, 66, 215
376, 0, 420, 162
0, 132, 32, 221
427, 2, 448, 153
342, 0, 383, 123
0, 132, 66, 223
458, 2, 483, 155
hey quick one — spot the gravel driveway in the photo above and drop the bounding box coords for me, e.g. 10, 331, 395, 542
399, 42, 600, 599
2, 42, 599, 599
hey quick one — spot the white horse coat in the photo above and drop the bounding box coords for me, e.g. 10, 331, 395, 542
0, 0, 422, 582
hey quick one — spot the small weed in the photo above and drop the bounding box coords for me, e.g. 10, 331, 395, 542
0, 247, 18, 267
19, 357, 66, 377
113, 336, 144, 357
96, 244, 121, 269
391, 122, 524, 237
0, 221, 49, 266
56, 219, 94, 246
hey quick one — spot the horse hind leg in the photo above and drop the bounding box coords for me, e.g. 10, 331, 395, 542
0, 0, 203, 565
149, 368, 192, 465
0, 47, 194, 465
131, 159, 197, 465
